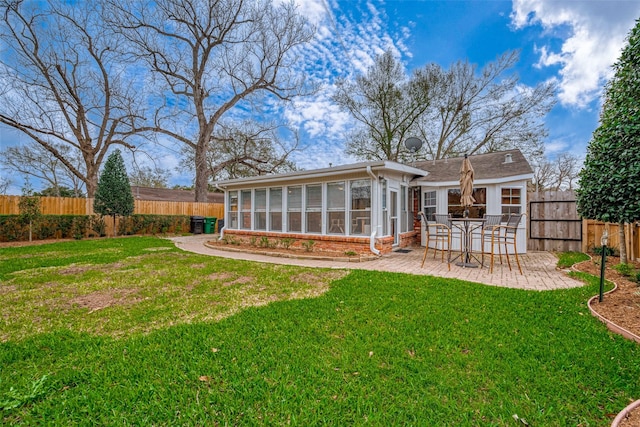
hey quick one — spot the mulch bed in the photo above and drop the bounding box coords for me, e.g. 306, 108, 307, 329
572, 255, 640, 426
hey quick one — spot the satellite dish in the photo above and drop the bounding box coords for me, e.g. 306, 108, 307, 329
404, 137, 423, 153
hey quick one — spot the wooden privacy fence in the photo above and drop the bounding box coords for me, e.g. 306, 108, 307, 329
528, 190, 582, 252
528, 190, 639, 259
583, 220, 639, 261
0, 195, 224, 218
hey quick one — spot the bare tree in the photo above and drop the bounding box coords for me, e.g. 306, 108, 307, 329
106, 0, 314, 201
333, 51, 440, 162
529, 158, 556, 192
0, 0, 146, 197
554, 152, 582, 190
0, 176, 10, 194
1, 143, 86, 196
179, 120, 298, 182
129, 164, 170, 188
414, 51, 555, 160
529, 152, 583, 192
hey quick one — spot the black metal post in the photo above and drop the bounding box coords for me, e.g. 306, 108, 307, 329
599, 245, 607, 302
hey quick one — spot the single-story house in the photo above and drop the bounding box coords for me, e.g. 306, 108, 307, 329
213, 149, 533, 255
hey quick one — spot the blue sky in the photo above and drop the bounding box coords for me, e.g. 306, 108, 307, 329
285, 0, 640, 170
1, 0, 640, 192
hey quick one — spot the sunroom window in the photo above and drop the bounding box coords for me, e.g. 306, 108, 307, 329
350, 179, 371, 235
269, 187, 282, 231
240, 190, 252, 229
287, 186, 302, 232
228, 191, 238, 229
305, 184, 322, 234
327, 181, 345, 234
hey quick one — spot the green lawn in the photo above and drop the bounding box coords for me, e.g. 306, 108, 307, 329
1, 237, 637, 425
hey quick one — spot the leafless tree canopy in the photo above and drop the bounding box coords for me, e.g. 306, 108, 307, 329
333, 51, 440, 162
0, 0, 146, 197
416, 51, 555, 160
336, 50, 556, 162
179, 120, 298, 181
1, 142, 86, 196
106, 0, 314, 201
128, 164, 170, 188
530, 152, 582, 192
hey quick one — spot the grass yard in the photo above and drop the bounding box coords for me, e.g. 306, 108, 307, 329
1, 237, 638, 425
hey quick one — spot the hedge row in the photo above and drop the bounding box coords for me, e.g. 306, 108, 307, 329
0, 214, 192, 242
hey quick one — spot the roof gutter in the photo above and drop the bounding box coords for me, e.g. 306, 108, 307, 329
366, 166, 381, 256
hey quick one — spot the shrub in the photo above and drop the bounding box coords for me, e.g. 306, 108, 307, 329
259, 237, 271, 248
593, 245, 616, 257
613, 263, 635, 277
279, 238, 294, 249
302, 240, 315, 252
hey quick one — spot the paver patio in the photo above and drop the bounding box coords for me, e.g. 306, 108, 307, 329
170, 235, 584, 291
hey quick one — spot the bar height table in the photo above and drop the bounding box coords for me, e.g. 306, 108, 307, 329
450, 217, 485, 268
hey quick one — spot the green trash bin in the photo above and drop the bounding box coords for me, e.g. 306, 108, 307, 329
204, 217, 217, 234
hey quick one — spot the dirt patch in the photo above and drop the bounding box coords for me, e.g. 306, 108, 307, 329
68, 288, 142, 313
207, 272, 235, 281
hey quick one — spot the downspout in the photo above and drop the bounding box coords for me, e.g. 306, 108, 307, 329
214, 183, 226, 240
366, 166, 381, 255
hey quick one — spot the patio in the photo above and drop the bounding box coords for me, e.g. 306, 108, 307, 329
171, 234, 584, 291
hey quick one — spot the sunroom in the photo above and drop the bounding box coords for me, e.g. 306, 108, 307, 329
215, 161, 427, 255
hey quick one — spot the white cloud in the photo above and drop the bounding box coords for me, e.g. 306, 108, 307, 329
280, 0, 411, 167
511, 0, 640, 108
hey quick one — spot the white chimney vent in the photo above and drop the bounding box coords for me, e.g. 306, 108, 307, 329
504, 153, 513, 163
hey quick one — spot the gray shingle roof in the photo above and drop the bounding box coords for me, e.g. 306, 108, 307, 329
413, 149, 533, 183
130, 186, 223, 203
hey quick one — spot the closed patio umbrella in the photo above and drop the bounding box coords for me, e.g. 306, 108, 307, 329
460, 153, 475, 217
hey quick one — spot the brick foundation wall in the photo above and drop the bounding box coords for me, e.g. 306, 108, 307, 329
223, 229, 420, 255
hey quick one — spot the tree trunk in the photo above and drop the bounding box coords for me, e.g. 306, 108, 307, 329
619, 223, 627, 264
28, 220, 33, 242
194, 141, 210, 202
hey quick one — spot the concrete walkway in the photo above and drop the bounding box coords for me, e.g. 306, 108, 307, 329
169, 234, 584, 291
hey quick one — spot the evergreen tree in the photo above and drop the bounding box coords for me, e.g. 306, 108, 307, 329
576, 18, 640, 263
94, 149, 134, 236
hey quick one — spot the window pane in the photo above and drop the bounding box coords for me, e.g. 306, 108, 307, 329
327, 182, 345, 209
269, 188, 282, 211
241, 190, 251, 229
306, 184, 322, 209
228, 191, 238, 229
448, 187, 486, 218
423, 190, 436, 221
501, 188, 521, 216
287, 186, 301, 210
287, 186, 302, 232
350, 179, 371, 235
327, 211, 345, 234
255, 189, 266, 210
306, 212, 322, 233
270, 212, 282, 231
288, 212, 301, 232
306, 184, 322, 233
241, 190, 251, 210
351, 179, 371, 209
269, 188, 282, 231
255, 212, 266, 230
